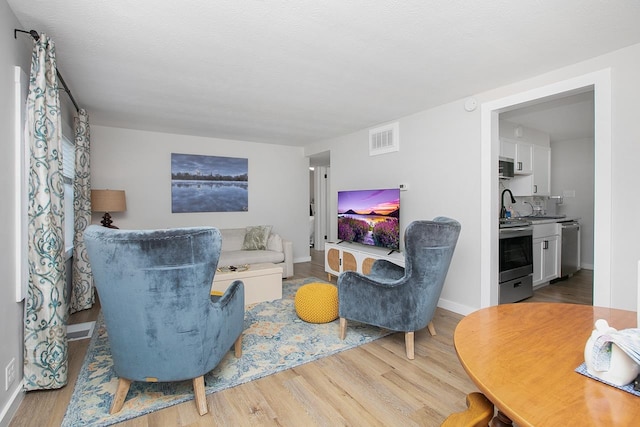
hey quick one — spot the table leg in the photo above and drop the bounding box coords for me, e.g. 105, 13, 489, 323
491, 410, 513, 427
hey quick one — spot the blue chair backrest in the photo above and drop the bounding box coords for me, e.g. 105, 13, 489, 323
403, 217, 461, 324
84, 225, 223, 382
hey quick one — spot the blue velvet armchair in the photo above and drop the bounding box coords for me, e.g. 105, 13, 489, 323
84, 225, 244, 416
338, 217, 461, 359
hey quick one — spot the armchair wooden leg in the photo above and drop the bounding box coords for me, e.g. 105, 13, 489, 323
110, 377, 132, 414
193, 376, 208, 416
339, 318, 347, 340
234, 334, 243, 357
405, 331, 415, 359
428, 321, 436, 336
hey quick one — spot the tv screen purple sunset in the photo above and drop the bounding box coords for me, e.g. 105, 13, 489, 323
337, 188, 400, 250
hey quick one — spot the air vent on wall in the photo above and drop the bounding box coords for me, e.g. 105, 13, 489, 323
67, 321, 95, 341
369, 122, 399, 156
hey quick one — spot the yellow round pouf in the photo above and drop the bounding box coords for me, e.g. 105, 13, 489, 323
295, 283, 339, 323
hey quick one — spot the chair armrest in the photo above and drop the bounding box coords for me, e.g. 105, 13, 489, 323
281, 239, 294, 278
369, 259, 405, 280
211, 279, 245, 308
338, 269, 403, 290
206, 279, 244, 370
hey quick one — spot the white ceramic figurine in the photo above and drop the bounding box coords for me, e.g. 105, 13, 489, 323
584, 319, 640, 386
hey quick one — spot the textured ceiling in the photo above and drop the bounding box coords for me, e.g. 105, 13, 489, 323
7, 1, 640, 146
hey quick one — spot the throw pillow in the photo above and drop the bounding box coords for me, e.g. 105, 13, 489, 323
242, 225, 272, 250
266, 233, 283, 252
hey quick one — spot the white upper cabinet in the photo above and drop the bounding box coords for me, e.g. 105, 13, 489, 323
500, 138, 516, 160
515, 141, 533, 175
532, 145, 550, 196
500, 138, 532, 175
508, 144, 551, 196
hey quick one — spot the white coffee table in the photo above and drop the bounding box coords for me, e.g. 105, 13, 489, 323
211, 262, 283, 305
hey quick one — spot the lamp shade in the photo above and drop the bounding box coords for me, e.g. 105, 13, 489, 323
91, 190, 126, 213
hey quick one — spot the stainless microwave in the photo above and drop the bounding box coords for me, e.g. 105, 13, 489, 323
499, 156, 514, 179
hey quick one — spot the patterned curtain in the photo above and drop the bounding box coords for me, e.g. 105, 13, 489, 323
23, 34, 68, 391
70, 110, 93, 313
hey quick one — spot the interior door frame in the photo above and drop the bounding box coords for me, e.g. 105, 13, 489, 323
480, 69, 612, 308
314, 166, 330, 251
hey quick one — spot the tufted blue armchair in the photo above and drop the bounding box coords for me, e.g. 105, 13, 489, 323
338, 217, 461, 359
84, 225, 244, 416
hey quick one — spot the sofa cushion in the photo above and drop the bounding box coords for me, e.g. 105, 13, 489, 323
220, 228, 246, 251
219, 249, 285, 267
266, 233, 283, 252
242, 225, 272, 250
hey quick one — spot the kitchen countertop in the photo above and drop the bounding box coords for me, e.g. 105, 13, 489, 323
513, 216, 580, 225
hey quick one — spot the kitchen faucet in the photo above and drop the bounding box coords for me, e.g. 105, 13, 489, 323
500, 189, 516, 218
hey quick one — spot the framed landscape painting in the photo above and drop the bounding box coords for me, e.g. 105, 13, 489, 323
171, 153, 248, 213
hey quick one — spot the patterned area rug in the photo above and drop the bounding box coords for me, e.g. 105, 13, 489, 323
62, 278, 391, 426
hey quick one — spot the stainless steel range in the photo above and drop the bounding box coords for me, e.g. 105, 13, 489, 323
499, 219, 534, 304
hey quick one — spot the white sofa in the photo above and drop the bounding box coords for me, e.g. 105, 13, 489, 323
218, 227, 294, 278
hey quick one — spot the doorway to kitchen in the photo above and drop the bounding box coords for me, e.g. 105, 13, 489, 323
480, 69, 612, 308
499, 90, 594, 303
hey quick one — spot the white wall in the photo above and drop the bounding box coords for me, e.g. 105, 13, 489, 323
307, 101, 482, 315
90, 125, 311, 263
0, 3, 29, 424
605, 46, 640, 310
551, 137, 595, 268
308, 42, 640, 314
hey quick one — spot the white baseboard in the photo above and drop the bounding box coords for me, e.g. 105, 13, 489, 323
581, 263, 594, 270
437, 298, 477, 316
293, 256, 312, 263
0, 381, 24, 427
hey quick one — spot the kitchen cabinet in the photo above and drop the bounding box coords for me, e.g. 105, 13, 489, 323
500, 138, 532, 175
532, 145, 550, 196
324, 241, 404, 281
509, 145, 551, 196
532, 223, 560, 286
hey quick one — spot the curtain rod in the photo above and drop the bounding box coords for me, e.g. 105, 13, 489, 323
14, 29, 80, 113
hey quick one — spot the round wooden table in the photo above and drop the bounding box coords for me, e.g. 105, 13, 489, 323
454, 303, 639, 426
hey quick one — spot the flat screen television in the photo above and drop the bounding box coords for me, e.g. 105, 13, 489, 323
337, 188, 400, 250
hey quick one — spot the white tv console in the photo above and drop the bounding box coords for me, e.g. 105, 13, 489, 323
324, 241, 405, 281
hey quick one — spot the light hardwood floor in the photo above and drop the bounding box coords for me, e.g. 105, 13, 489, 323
9, 253, 592, 427
524, 269, 593, 305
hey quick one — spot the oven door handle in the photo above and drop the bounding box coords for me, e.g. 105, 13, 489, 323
499, 227, 533, 239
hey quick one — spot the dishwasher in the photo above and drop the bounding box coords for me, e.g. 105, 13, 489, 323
560, 220, 580, 278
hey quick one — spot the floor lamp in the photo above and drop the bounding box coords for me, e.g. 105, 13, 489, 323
91, 189, 126, 228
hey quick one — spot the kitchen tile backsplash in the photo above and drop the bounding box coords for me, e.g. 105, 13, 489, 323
503, 196, 548, 217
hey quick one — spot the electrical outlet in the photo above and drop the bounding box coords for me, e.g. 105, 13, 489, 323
5, 358, 16, 391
